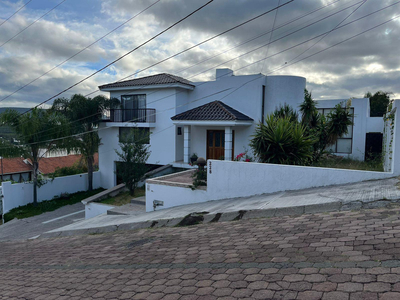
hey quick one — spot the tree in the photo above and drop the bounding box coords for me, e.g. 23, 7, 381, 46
115, 128, 151, 196
365, 91, 392, 117
0, 108, 69, 205
52, 94, 119, 191
299, 90, 353, 161
299, 89, 318, 128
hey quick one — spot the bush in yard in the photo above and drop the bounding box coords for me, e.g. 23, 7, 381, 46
300, 89, 353, 162
250, 114, 315, 165
115, 128, 151, 196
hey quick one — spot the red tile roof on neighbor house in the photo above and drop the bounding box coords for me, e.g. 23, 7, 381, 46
36, 153, 99, 175
1, 157, 32, 175
1, 153, 99, 175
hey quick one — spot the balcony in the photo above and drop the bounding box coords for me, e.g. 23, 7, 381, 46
103, 109, 156, 123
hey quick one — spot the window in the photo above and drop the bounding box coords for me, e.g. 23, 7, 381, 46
177, 127, 182, 135
121, 94, 146, 122
121, 94, 146, 109
119, 127, 150, 144
317, 107, 354, 154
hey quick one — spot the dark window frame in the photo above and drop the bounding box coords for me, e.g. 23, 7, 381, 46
317, 107, 354, 154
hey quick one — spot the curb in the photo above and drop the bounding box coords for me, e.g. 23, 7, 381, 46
39, 198, 400, 239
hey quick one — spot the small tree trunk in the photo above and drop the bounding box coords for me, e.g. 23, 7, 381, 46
87, 155, 94, 191
33, 160, 38, 206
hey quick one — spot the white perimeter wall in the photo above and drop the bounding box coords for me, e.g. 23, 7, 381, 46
145, 183, 208, 212
206, 160, 394, 201
2, 172, 101, 214
85, 202, 114, 219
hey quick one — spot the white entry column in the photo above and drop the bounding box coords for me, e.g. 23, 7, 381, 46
224, 126, 233, 161
183, 125, 191, 164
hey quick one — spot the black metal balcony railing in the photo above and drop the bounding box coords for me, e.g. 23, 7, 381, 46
103, 109, 156, 123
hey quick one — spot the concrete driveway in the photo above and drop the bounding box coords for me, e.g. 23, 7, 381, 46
0, 202, 86, 241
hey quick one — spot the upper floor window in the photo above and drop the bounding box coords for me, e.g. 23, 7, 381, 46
121, 94, 146, 110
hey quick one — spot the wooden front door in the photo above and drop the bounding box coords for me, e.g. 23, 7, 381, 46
207, 130, 225, 160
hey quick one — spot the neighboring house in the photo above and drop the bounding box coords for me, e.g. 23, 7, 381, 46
98, 68, 384, 189
0, 153, 98, 182
0, 157, 32, 183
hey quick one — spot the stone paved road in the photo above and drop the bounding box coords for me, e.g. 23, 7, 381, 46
3, 207, 400, 299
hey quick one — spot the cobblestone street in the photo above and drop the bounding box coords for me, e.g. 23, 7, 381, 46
3, 207, 400, 299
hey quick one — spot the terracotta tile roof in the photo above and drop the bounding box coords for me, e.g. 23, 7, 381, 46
171, 101, 254, 121
1, 157, 32, 175
37, 153, 99, 175
99, 73, 195, 90
1, 153, 99, 176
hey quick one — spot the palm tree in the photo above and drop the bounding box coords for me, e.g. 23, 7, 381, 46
0, 108, 69, 205
52, 94, 119, 190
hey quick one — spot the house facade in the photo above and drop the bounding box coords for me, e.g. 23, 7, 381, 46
98, 69, 383, 189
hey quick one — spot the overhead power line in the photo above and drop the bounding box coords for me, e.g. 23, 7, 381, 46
5, 10, 400, 152
10, 0, 396, 142
17, 0, 218, 116
2, 0, 334, 140
0, 0, 68, 49
285, 0, 367, 66
13, 0, 344, 140
0, 0, 162, 103
0, 0, 32, 28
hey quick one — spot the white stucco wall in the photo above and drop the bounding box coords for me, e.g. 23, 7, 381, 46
2, 172, 101, 214
98, 125, 119, 189
265, 75, 306, 114
145, 183, 208, 212
85, 202, 114, 219
206, 160, 394, 201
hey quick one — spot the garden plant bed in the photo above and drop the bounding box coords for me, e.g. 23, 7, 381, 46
311, 156, 383, 172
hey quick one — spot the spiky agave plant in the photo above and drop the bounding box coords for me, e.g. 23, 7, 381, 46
250, 115, 315, 165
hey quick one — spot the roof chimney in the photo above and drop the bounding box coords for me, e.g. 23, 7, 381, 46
216, 68, 234, 81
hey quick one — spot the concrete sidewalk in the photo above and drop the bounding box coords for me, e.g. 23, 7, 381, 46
42, 177, 400, 238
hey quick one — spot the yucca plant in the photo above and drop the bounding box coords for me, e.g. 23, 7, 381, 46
250, 115, 315, 165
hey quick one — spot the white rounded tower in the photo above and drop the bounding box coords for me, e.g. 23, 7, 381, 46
264, 75, 306, 115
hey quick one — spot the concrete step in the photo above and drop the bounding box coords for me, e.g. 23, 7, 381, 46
107, 203, 145, 216
131, 196, 146, 205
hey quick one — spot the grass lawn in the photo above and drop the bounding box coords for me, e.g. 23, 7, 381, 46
3, 188, 105, 223
100, 187, 145, 206
311, 156, 383, 172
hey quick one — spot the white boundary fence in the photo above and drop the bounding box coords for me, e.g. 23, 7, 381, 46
2, 172, 101, 215
147, 100, 400, 211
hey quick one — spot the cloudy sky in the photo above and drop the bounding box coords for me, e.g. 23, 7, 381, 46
0, 0, 399, 108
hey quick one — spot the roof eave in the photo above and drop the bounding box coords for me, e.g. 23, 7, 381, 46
99, 83, 195, 92
171, 120, 253, 126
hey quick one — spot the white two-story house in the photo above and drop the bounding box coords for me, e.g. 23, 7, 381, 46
98, 68, 384, 189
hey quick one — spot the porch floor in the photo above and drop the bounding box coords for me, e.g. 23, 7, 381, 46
155, 170, 195, 185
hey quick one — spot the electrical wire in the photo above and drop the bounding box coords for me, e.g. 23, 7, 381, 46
16, 0, 217, 116
6, 0, 397, 144
0, 0, 162, 103
260, 0, 281, 74
284, 0, 367, 66
1, 0, 335, 141
0, 0, 32, 28
3, 10, 400, 153
0, 0, 68, 48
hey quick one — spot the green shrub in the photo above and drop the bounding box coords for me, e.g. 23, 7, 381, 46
250, 115, 315, 165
